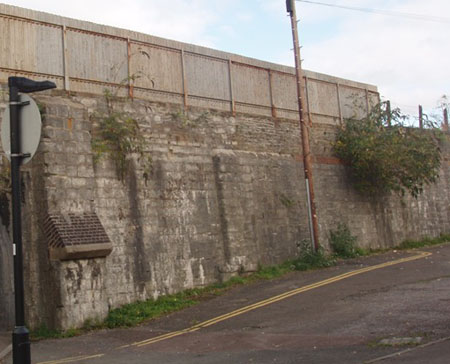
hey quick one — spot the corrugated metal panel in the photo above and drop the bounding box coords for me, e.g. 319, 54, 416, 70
67, 29, 127, 83
307, 79, 340, 117
231, 63, 271, 107
69, 80, 128, 98
235, 103, 272, 118
185, 53, 230, 100
188, 97, 231, 112
0, 5, 378, 121
0, 70, 64, 89
35, 23, 64, 76
133, 88, 184, 105
310, 114, 339, 126
0, 16, 63, 75
271, 72, 297, 111
339, 86, 368, 119
368, 92, 379, 109
130, 43, 183, 94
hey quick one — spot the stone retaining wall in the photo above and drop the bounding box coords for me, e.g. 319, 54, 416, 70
0, 89, 445, 330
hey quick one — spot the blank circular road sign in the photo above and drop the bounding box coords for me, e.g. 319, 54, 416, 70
1, 94, 42, 165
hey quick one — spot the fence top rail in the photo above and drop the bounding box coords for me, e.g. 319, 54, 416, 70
0, 3, 378, 94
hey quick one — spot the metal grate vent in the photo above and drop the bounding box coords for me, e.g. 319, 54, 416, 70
44, 213, 112, 260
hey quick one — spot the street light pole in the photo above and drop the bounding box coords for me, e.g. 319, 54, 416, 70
8, 76, 56, 364
9, 79, 31, 364
286, 0, 320, 251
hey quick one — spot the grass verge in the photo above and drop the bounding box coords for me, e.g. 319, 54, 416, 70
31, 325, 81, 341
31, 233, 450, 340
398, 233, 450, 250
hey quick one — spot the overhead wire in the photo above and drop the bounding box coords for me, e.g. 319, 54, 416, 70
293, 1, 448, 115
296, 0, 450, 24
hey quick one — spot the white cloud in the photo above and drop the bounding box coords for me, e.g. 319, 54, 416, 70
299, 0, 450, 110
2, 0, 448, 113
2, 0, 220, 47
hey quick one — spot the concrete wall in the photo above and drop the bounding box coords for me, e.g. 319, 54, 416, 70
0, 4, 448, 331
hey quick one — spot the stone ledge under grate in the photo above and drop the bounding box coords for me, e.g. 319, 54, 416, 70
44, 213, 112, 260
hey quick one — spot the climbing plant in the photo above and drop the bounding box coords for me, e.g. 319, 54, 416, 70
0, 156, 10, 194
333, 101, 443, 198
91, 90, 152, 182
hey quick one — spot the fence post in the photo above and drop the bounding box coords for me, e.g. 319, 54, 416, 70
62, 25, 70, 91
419, 105, 423, 129
127, 38, 133, 98
365, 88, 370, 116
181, 50, 188, 110
444, 108, 449, 131
386, 100, 391, 126
228, 59, 236, 116
336, 83, 343, 125
268, 69, 276, 118
304, 76, 312, 127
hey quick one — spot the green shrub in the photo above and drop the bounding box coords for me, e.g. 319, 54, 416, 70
329, 223, 364, 258
292, 240, 336, 271
334, 101, 442, 198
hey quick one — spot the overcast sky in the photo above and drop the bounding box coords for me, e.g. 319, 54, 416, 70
2, 0, 449, 118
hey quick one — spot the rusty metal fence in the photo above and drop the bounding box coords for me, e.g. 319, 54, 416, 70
0, 5, 378, 122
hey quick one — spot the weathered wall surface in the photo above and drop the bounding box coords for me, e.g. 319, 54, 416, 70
0, 88, 14, 331
0, 4, 448, 331
311, 123, 450, 247
17, 93, 312, 330
0, 223, 14, 330
0, 90, 446, 331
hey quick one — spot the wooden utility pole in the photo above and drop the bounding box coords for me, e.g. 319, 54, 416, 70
286, 0, 320, 251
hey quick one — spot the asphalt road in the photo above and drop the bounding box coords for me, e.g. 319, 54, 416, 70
18, 244, 450, 364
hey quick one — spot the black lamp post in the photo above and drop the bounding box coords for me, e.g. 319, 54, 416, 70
8, 76, 56, 364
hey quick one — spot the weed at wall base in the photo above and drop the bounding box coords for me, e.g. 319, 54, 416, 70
398, 233, 450, 250
29, 232, 450, 340
329, 223, 366, 258
30, 324, 80, 341
293, 239, 336, 271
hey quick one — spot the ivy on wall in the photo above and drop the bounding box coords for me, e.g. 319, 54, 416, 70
91, 90, 152, 182
333, 101, 443, 198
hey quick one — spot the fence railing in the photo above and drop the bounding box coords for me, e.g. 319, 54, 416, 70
0, 5, 379, 123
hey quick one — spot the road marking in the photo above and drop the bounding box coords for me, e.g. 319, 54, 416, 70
37, 354, 104, 364
133, 251, 431, 347
36, 250, 431, 363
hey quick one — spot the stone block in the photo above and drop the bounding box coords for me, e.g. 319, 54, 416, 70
66, 166, 78, 177
46, 163, 66, 175
55, 129, 73, 142
77, 166, 94, 178
71, 178, 88, 188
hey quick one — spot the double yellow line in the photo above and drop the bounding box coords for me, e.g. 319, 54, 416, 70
36, 250, 431, 363
130, 251, 431, 348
